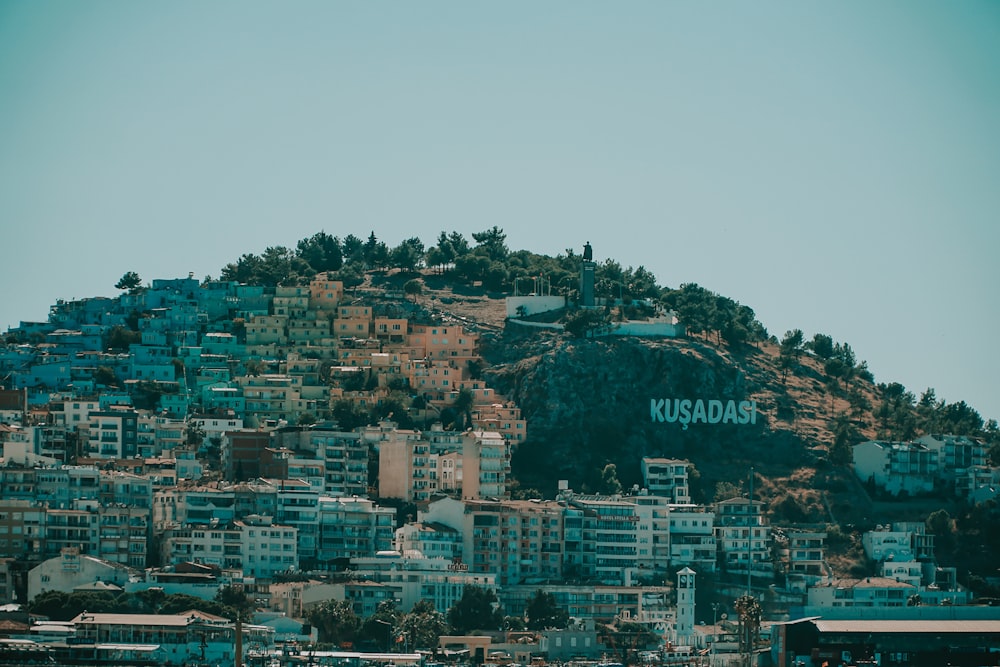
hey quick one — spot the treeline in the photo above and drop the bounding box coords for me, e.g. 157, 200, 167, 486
27, 585, 254, 622
209, 227, 994, 447
777, 328, 999, 459
212, 227, 770, 346
28, 584, 574, 651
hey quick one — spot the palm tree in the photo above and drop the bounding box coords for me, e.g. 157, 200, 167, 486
733, 594, 761, 665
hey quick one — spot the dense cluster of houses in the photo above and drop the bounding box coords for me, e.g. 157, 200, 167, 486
0, 274, 997, 666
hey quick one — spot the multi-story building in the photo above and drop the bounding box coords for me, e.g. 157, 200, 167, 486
99, 471, 153, 509
374, 317, 407, 343
641, 457, 691, 504
378, 431, 438, 502
316, 496, 396, 567
294, 424, 369, 497
784, 530, 827, 583
461, 430, 509, 500
570, 495, 640, 585
395, 521, 463, 560
714, 497, 773, 582
236, 374, 312, 422
153, 486, 237, 528
408, 324, 479, 362
223, 429, 273, 482
470, 402, 527, 444
251, 478, 320, 566
349, 552, 497, 613
96, 505, 150, 568
0, 499, 45, 560
667, 505, 717, 574
245, 314, 288, 349
334, 305, 372, 339
853, 440, 938, 497
84, 407, 139, 459
862, 522, 934, 563
309, 274, 343, 313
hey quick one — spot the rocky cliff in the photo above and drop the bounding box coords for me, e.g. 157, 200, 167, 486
482, 325, 858, 516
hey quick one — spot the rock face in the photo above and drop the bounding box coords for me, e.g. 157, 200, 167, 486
483, 332, 813, 497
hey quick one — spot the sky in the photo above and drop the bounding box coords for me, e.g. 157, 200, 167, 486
1, 2, 998, 422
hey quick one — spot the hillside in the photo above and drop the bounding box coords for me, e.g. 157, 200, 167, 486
7, 232, 999, 588
367, 267, 980, 533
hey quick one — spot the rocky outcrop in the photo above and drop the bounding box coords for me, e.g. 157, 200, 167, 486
483, 332, 816, 497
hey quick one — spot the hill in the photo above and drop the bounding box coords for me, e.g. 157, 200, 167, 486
8, 230, 1000, 588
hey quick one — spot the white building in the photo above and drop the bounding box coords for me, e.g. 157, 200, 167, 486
641, 457, 691, 503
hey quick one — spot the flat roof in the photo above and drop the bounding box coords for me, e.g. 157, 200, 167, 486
813, 619, 1000, 634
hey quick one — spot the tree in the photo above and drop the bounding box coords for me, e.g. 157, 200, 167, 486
563, 308, 611, 338
220, 253, 265, 284
472, 226, 508, 261
308, 599, 361, 647
94, 366, 117, 387
808, 333, 835, 360
778, 329, 805, 384
525, 590, 569, 631
360, 600, 401, 651
926, 508, 955, 553
215, 585, 254, 621
391, 238, 425, 272
296, 231, 343, 273
342, 234, 365, 264
599, 463, 623, 495
453, 254, 491, 284
447, 585, 502, 634
115, 271, 142, 292
105, 325, 141, 352
185, 422, 206, 448
733, 594, 762, 659
404, 278, 424, 302
449, 388, 475, 431
398, 599, 449, 650
714, 481, 743, 502
447, 231, 471, 257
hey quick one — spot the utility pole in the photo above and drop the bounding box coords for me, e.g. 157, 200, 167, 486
747, 466, 754, 596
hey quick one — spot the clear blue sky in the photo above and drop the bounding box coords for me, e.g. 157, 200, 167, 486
2, 1, 998, 422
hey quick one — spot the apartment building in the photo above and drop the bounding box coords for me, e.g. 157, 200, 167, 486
84, 407, 138, 459
862, 522, 934, 563
461, 430, 509, 500
160, 516, 298, 578
294, 424, 369, 497
309, 274, 343, 313
153, 486, 237, 528
470, 402, 527, 443
853, 440, 938, 496
374, 317, 408, 343
316, 496, 396, 566
408, 324, 479, 361
641, 457, 691, 504
570, 495, 640, 585
628, 497, 716, 575
784, 530, 827, 583
235, 374, 313, 422
334, 305, 372, 339
273, 286, 311, 318
349, 552, 497, 613
245, 314, 288, 348
379, 432, 439, 502
714, 497, 773, 581
395, 521, 463, 560
223, 429, 273, 482
96, 505, 150, 568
